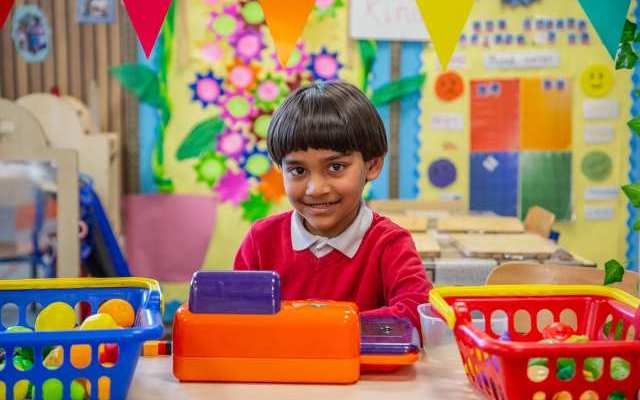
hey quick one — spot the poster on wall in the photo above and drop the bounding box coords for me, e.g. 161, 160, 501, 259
11, 4, 51, 63
76, 0, 116, 24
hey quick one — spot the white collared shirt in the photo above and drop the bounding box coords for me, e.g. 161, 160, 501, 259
290, 202, 373, 258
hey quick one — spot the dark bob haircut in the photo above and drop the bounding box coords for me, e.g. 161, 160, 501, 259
266, 80, 388, 165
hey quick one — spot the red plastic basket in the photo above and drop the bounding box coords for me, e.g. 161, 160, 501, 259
429, 285, 640, 400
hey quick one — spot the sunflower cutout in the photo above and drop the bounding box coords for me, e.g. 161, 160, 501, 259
216, 129, 251, 160
209, 5, 245, 40
253, 74, 288, 112
239, 0, 265, 27
241, 192, 272, 222
308, 47, 343, 81
214, 170, 250, 205
239, 147, 272, 178
259, 167, 286, 201
314, 0, 345, 19
273, 42, 310, 78
189, 71, 225, 108
219, 89, 258, 127
250, 112, 272, 140
194, 151, 228, 187
226, 61, 259, 91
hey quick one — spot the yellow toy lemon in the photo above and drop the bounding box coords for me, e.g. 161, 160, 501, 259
97, 299, 135, 328
35, 302, 76, 332
79, 313, 120, 330
580, 64, 614, 98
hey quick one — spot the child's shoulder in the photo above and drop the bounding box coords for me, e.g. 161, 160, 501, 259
248, 210, 293, 238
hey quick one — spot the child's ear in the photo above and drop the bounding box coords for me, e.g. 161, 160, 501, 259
365, 156, 384, 181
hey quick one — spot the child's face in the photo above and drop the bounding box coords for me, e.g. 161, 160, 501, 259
282, 148, 383, 238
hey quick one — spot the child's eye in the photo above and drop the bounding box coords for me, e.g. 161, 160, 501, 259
329, 163, 345, 173
288, 167, 306, 176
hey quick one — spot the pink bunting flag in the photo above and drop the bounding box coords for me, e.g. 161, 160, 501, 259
123, 0, 173, 58
0, 0, 15, 29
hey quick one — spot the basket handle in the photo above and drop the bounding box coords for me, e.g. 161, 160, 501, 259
634, 307, 640, 340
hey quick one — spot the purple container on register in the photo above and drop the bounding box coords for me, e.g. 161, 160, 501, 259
188, 270, 281, 314
360, 316, 420, 354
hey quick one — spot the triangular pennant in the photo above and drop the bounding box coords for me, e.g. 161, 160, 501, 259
0, 0, 15, 29
416, 0, 474, 70
259, 0, 315, 67
578, 0, 631, 59
123, 0, 173, 58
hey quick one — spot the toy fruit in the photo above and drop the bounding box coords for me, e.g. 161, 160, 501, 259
98, 299, 135, 328
541, 322, 575, 341
35, 302, 76, 332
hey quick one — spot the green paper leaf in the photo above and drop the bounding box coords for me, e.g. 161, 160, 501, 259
615, 42, 638, 70
110, 64, 163, 107
622, 182, 640, 207
628, 116, 640, 136
176, 118, 225, 161
358, 40, 377, 94
634, 219, 640, 231
604, 259, 625, 286
370, 74, 426, 106
620, 19, 637, 43
241, 193, 272, 222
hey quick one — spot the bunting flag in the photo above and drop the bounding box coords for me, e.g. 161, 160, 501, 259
416, 0, 474, 70
123, 0, 173, 58
578, 0, 631, 59
0, 0, 15, 29
259, 0, 315, 67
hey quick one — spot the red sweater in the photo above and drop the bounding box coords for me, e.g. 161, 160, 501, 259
233, 211, 432, 328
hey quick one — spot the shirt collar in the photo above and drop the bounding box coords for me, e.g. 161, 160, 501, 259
290, 202, 373, 258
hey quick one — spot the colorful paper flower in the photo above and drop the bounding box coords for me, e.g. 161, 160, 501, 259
250, 112, 272, 140
273, 42, 310, 77
219, 89, 257, 127
241, 192, 272, 222
239, 147, 272, 178
189, 71, 225, 108
259, 167, 286, 201
239, 1, 265, 26
214, 170, 250, 205
194, 151, 228, 187
231, 27, 266, 64
286, 72, 313, 91
209, 5, 244, 40
308, 47, 342, 81
314, 0, 345, 19
216, 129, 251, 159
226, 62, 259, 91
199, 41, 226, 64
253, 74, 288, 111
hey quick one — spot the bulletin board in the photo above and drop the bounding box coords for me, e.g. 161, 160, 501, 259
418, 0, 633, 268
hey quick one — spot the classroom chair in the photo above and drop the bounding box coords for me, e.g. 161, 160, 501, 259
523, 206, 556, 239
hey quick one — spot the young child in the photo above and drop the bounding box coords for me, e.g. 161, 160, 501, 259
234, 80, 431, 328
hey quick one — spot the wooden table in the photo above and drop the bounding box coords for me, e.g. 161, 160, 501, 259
450, 233, 558, 260
411, 231, 441, 258
128, 345, 481, 400
387, 214, 429, 232
437, 216, 524, 234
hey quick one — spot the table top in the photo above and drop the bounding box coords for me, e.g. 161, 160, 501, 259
387, 214, 429, 232
437, 216, 524, 234
411, 231, 441, 258
128, 345, 481, 400
450, 233, 558, 259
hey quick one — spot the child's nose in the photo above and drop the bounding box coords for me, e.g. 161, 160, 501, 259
305, 174, 330, 196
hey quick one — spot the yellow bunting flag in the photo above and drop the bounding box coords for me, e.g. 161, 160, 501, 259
259, 0, 315, 67
416, 0, 474, 70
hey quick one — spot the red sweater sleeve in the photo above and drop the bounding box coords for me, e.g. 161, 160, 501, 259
233, 228, 259, 271
360, 230, 432, 329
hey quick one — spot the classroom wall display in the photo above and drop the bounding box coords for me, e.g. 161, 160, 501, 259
11, 4, 50, 63
129, 0, 355, 287
419, 0, 633, 268
76, 0, 116, 24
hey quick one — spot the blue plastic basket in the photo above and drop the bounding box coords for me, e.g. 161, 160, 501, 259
0, 278, 163, 399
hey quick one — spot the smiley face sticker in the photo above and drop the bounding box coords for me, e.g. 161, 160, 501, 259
435, 71, 464, 101
581, 64, 614, 98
